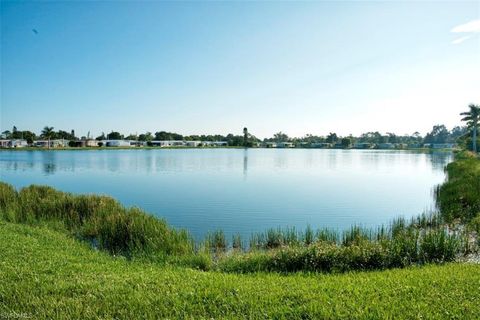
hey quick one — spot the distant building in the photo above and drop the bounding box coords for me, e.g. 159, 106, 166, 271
72, 139, 99, 147
35, 139, 69, 148
150, 140, 186, 147
408, 143, 422, 148
0, 140, 9, 148
353, 142, 373, 149
185, 141, 202, 147
377, 143, 395, 149
311, 142, 331, 148
432, 143, 456, 149
104, 140, 132, 147
277, 142, 294, 148
264, 142, 277, 148
0, 139, 28, 148
202, 141, 228, 147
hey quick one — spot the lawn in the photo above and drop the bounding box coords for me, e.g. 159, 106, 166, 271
1, 221, 479, 319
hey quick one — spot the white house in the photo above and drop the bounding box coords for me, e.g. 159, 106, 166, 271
311, 142, 332, 148
377, 143, 395, 149
35, 139, 69, 148
104, 140, 132, 147
277, 142, 294, 148
432, 143, 456, 149
354, 142, 373, 149
150, 140, 186, 147
185, 141, 202, 147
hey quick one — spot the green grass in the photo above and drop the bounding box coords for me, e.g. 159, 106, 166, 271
436, 151, 480, 223
1, 182, 467, 274
1, 221, 479, 319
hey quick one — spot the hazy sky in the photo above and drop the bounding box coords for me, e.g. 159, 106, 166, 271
1, 1, 479, 139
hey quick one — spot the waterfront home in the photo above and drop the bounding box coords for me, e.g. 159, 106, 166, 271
311, 142, 332, 148
408, 143, 422, 148
202, 141, 228, 147
131, 141, 148, 147
432, 143, 456, 149
354, 142, 374, 149
150, 140, 186, 147
0, 139, 28, 148
35, 139, 69, 148
185, 141, 202, 147
104, 140, 132, 147
264, 142, 277, 148
72, 139, 99, 147
277, 142, 294, 148
377, 143, 395, 149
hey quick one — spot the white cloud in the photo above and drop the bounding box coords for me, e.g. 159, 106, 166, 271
451, 35, 472, 45
450, 19, 480, 45
451, 19, 480, 33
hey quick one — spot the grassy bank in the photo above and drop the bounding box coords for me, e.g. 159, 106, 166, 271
436, 150, 480, 224
1, 221, 479, 319
0, 182, 468, 273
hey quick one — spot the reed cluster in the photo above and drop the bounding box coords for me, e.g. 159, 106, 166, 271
0, 182, 194, 257
436, 151, 480, 223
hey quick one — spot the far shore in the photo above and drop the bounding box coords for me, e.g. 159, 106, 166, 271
0, 146, 457, 152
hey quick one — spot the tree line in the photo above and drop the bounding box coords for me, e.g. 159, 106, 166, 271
1, 104, 478, 150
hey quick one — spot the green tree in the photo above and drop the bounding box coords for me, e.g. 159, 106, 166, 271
273, 132, 289, 143
326, 132, 338, 144
341, 137, 351, 148
107, 131, 123, 140
41, 126, 55, 148
461, 104, 480, 153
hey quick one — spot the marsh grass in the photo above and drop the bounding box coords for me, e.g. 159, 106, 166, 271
436, 151, 480, 223
0, 183, 194, 258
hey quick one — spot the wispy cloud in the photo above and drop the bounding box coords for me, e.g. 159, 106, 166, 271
451, 35, 472, 45
451, 19, 480, 44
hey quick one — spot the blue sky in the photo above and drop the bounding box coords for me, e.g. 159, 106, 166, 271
1, 1, 479, 138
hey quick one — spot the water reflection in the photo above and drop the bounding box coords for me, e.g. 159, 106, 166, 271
243, 149, 248, 179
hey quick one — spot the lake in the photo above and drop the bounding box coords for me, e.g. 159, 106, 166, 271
0, 149, 452, 240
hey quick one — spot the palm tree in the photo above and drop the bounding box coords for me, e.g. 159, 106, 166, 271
41, 126, 55, 149
460, 104, 480, 153
243, 127, 248, 147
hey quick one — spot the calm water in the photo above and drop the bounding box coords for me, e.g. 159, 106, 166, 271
0, 149, 452, 240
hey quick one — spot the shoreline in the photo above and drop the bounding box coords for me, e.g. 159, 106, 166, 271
0, 146, 457, 152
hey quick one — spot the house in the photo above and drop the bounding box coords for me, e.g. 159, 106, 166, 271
0, 139, 28, 148
264, 142, 277, 148
311, 142, 332, 148
408, 143, 422, 148
432, 143, 456, 149
150, 140, 186, 147
353, 142, 373, 149
377, 143, 395, 149
202, 141, 228, 147
35, 139, 69, 148
104, 140, 132, 147
0, 140, 9, 148
185, 141, 202, 147
10, 140, 28, 148
277, 142, 294, 148
72, 139, 99, 147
